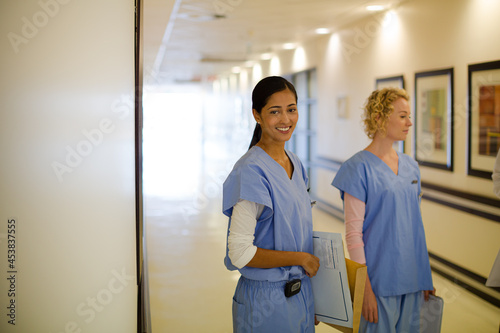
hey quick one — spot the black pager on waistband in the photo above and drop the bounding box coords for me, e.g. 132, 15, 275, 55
284, 279, 301, 297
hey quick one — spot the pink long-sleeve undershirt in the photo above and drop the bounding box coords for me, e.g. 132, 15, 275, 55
344, 192, 366, 264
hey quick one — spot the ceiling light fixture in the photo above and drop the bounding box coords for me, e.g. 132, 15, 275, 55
283, 43, 296, 50
315, 28, 331, 35
260, 53, 272, 60
366, 5, 385, 11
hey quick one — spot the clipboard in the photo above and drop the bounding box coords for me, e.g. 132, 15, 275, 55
420, 295, 444, 333
312, 232, 354, 327
311, 231, 367, 333
322, 258, 367, 333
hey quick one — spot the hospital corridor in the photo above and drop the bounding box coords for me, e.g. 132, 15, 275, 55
142, 88, 500, 333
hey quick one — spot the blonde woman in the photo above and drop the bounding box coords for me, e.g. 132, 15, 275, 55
332, 88, 435, 333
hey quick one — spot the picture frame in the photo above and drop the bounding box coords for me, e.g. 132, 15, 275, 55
467, 60, 500, 179
375, 75, 405, 91
414, 68, 454, 171
375, 75, 405, 153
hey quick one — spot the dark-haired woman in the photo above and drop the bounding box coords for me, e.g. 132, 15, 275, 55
223, 76, 319, 332
332, 88, 435, 333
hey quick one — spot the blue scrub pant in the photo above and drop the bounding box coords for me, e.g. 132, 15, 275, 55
359, 291, 423, 333
232, 276, 315, 333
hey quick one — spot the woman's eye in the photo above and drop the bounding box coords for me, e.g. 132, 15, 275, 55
288, 108, 297, 113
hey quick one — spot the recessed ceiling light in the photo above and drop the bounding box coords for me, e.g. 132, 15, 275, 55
283, 43, 296, 50
260, 53, 272, 60
315, 28, 331, 35
366, 5, 385, 11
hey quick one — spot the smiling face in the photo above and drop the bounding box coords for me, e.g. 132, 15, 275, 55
384, 97, 412, 141
253, 88, 298, 146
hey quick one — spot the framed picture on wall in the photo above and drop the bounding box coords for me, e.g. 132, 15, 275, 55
468, 60, 500, 179
375, 75, 405, 90
375, 75, 405, 153
414, 68, 454, 171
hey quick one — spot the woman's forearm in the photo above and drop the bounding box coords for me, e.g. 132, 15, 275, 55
247, 248, 320, 277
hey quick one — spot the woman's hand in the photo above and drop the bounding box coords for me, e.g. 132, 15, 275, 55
424, 287, 436, 301
301, 253, 320, 277
362, 275, 378, 323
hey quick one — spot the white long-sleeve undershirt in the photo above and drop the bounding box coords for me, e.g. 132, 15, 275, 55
227, 199, 264, 269
344, 192, 367, 264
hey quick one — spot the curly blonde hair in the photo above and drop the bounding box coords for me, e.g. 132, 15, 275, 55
363, 88, 410, 139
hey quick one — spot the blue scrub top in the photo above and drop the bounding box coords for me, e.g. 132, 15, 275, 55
332, 150, 433, 296
223, 146, 314, 282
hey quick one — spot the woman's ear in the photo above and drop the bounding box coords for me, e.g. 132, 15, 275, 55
374, 113, 382, 127
252, 109, 261, 124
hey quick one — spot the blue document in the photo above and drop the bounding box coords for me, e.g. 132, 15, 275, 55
311, 231, 353, 328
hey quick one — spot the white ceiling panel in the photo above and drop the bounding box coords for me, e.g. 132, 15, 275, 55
143, 0, 405, 84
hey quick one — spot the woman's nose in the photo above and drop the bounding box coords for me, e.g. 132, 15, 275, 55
280, 112, 292, 122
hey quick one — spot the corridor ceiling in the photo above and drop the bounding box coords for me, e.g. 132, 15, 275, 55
143, 0, 404, 85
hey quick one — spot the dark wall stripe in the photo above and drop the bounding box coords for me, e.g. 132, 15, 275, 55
314, 198, 344, 215
423, 194, 500, 223
430, 265, 500, 308
428, 252, 500, 292
422, 182, 500, 208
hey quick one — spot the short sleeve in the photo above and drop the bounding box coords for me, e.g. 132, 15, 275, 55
223, 163, 274, 218
331, 154, 367, 203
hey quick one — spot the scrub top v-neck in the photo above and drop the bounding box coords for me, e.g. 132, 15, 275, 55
363, 150, 399, 176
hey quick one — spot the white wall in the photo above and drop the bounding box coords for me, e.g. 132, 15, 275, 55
254, 0, 500, 277
0, 1, 137, 331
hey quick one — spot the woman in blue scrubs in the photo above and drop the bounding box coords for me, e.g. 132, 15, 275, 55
332, 88, 435, 333
223, 76, 320, 332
